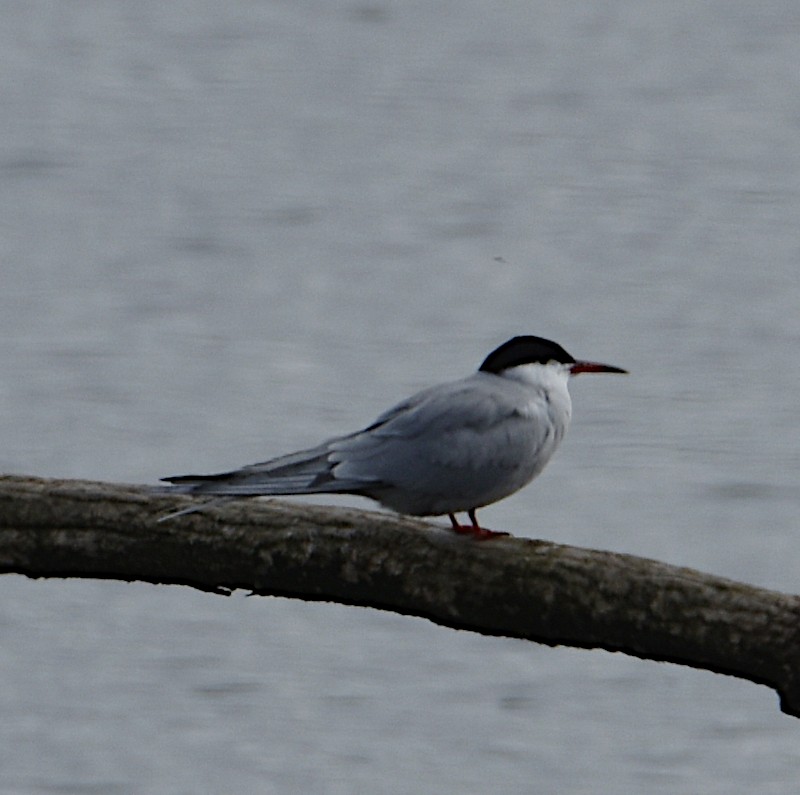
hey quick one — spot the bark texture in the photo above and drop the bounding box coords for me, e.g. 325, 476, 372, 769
1, 474, 799, 717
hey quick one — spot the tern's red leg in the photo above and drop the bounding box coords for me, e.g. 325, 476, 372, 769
448, 511, 509, 540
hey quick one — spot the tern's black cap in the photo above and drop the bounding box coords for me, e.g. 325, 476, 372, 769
478, 336, 575, 374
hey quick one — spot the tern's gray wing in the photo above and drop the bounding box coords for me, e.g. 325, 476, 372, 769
160, 372, 566, 517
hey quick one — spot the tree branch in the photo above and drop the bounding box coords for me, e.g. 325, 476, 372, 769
1, 474, 799, 717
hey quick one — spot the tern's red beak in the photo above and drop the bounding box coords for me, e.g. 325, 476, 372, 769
569, 361, 628, 375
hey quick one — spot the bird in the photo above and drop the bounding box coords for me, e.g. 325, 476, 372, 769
157, 335, 626, 538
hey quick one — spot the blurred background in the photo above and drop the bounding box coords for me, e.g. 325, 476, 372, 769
1, 2, 799, 793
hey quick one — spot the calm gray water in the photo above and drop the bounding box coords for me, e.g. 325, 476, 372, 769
2, 2, 800, 793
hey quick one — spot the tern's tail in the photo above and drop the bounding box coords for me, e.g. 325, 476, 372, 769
156, 440, 380, 517
154, 444, 337, 522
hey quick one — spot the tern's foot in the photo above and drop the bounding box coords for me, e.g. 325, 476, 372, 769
451, 524, 510, 540
448, 513, 509, 540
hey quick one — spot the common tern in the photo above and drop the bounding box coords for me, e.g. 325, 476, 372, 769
158, 335, 626, 537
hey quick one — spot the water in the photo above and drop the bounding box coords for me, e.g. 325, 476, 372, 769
1, 2, 799, 792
